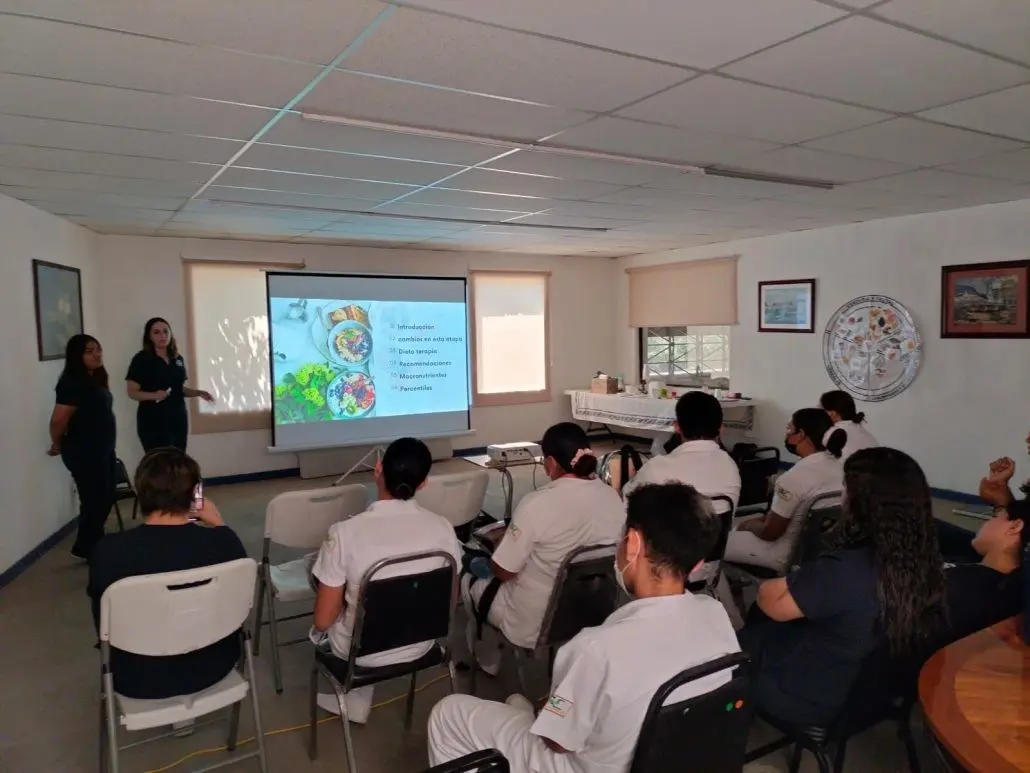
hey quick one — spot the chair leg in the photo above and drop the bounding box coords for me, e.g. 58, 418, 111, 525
131, 498, 138, 521
813, 748, 834, 773
340, 687, 359, 773
98, 693, 108, 773
308, 666, 319, 761
226, 701, 241, 751
899, 716, 922, 773
788, 743, 804, 773
243, 638, 269, 773
404, 672, 417, 731
265, 582, 283, 694
112, 503, 125, 532
547, 647, 556, 680
252, 568, 267, 655
102, 673, 120, 773
447, 660, 458, 695
833, 740, 847, 772
512, 648, 529, 697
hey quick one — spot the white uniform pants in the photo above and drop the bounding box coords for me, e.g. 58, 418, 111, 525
428, 694, 558, 773
461, 574, 505, 674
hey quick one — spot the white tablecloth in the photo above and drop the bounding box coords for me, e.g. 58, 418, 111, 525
567, 390, 755, 433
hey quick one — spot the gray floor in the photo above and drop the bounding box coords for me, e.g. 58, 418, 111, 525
1, 454, 972, 773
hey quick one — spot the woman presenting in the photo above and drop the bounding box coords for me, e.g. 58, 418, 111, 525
47, 334, 117, 560
126, 317, 213, 452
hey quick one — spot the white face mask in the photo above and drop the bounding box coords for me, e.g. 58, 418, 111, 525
614, 534, 639, 597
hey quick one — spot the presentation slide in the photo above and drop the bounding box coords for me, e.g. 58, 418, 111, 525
266, 272, 470, 451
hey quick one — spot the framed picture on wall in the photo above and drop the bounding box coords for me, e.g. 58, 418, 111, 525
758, 278, 816, 333
32, 259, 84, 361
941, 260, 1030, 339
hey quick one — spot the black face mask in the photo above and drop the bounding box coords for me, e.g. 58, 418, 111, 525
784, 433, 800, 456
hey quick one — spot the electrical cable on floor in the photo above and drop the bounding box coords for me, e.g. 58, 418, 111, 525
142, 671, 451, 773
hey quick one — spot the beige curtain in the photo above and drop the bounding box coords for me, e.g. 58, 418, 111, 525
627, 256, 738, 327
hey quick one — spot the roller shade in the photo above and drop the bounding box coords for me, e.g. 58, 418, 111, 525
627, 256, 738, 328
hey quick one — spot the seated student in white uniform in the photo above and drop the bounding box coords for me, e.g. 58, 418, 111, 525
428, 482, 740, 773
820, 389, 878, 461
310, 436, 461, 723
464, 422, 625, 675
724, 408, 844, 574
621, 391, 741, 508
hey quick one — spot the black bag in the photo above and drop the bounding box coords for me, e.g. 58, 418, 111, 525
598, 444, 644, 493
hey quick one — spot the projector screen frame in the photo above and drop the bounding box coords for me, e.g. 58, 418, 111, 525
264, 270, 472, 451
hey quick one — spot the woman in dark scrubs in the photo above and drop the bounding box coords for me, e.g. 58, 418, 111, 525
125, 317, 213, 452
47, 334, 117, 560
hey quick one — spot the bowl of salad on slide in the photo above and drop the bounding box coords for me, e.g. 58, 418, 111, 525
326, 371, 376, 419
327, 320, 372, 367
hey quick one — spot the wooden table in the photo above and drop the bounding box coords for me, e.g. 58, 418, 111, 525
920, 615, 1030, 772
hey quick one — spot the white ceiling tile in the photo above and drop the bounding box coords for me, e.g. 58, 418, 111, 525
397, 188, 548, 211
301, 71, 589, 142
437, 168, 626, 200
832, 0, 881, 6
479, 151, 684, 187
619, 76, 890, 144
1, 187, 186, 211
544, 118, 780, 166
0, 144, 215, 182
645, 171, 811, 198
939, 147, 1030, 183
234, 144, 460, 186
346, 10, 691, 112
393, 0, 845, 69
730, 146, 916, 182
261, 114, 502, 166
33, 202, 174, 221
181, 200, 345, 222
875, 0, 1030, 64
804, 118, 1023, 166
723, 17, 1030, 112
376, 201, 538, 220
72, 221, 158, 235
202, 187, 381, 211
318, 216, 476, 235
213, 167, 417, 200
501, 213, 641, 230
3, 0, 389, 65
0, 115, 242, 163
0, 74, 275, 137
919, 84, 1030, 142
0, 16, 321, 107
0, 167, 201, 195
847, 169, 1027, 197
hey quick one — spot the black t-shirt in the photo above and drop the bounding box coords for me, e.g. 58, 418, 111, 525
740, 544, 879, 725
943, 563, 1022, 643
126, 350, 188, 420
87, 523, 248, 699
55, 374, 117, 455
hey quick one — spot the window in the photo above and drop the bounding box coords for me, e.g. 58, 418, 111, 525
184, 261, 280, 433
641, 326, 731, 382
470, 271, 550, 407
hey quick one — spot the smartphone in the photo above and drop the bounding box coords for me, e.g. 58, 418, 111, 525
190, 481, 204, 513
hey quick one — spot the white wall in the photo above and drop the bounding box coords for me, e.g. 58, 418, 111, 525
94, 236, 617, 477
616, 199, 1030, 495
0, 194, 97, 574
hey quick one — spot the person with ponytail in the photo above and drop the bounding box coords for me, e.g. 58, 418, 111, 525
309, 437, 461, 724
723, 408, 844, 573
819, 389, 879, 460
462, 422, 625, 677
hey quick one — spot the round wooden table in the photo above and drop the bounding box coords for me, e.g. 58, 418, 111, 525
919, 615, 1030, 772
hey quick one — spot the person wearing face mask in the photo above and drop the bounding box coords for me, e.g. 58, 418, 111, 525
427, 482, 739, 773
723, 408, 845, 574
462, 423, 625, 677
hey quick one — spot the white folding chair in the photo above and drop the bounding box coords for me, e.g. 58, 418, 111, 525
252, 483, 369, 693
99, 558, 266, 773
415, 470, 489, 539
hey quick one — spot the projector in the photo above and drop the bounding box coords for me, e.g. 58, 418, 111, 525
487, 442, 542, 464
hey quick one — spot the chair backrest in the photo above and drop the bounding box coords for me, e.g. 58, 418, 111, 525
791, 491, 844, 569
114, 458, 133, 492
687, 495, 735, 593
100, 558, 257, 657
264, 483, 369, 549
415, 470, 490, 528
537, 542, 618, 648
349, 550, 458, 661
422, 750, 510, 773
629, 652, 753, 773
737, 447, 781, 509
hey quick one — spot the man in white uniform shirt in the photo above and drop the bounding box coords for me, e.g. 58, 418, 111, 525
428, 482, 740, 773
310, 437, 461, 723
725, 409, 844, 573
621, 391, 741, 508
464, 423, 625, 675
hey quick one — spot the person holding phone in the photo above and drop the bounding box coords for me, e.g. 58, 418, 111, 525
125, 317, 214, 452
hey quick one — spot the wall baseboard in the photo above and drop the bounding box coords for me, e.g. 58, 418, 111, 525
0, 517, 79, 590
206, 467, 300, 486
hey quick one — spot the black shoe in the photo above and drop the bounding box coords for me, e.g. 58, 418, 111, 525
70, 544, 92, 561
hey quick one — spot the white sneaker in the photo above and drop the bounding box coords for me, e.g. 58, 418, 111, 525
171, 719, 195, 737
505, 694, 535, 714
317, 692, 371, 725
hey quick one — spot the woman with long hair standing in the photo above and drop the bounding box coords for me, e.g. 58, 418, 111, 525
739, 446, 946, 726
125, 317, 213, 452
47, 334, 118, 560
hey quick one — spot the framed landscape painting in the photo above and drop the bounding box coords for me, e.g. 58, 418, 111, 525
32, 259, 84, 361
758, 278, 816, 333
941, 260, 1029, 339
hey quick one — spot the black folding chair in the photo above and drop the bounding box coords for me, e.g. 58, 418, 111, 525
736, 447, 781, 513
472, 542, 617, 697
686, 495, 735, 596
112, 458, 137, 530
309, 550, 459, 773
629, 652, 753, 773
421, 750, 509, 773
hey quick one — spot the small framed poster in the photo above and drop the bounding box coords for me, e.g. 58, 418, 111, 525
941, 260, 1029, 339
758, 278, 816, 333
32, 259, 84, 361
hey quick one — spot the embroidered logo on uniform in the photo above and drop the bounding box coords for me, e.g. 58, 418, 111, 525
543, 694, 573, 717
176, 357, 185, 368
508, 523, 522, 540
775, 486, 793, 502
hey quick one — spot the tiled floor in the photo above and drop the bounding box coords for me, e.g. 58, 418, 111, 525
1, 454, 972, 773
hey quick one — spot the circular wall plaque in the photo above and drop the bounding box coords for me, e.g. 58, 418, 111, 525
822, 295, 922, 402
